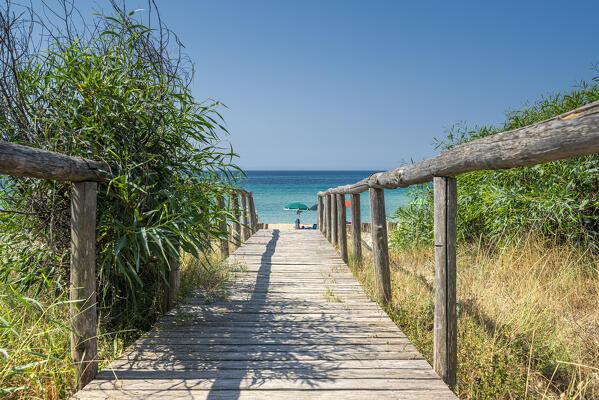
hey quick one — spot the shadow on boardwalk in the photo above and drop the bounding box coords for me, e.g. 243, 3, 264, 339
74, 229, 456, 399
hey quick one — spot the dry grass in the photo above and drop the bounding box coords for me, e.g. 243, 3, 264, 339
350, 232, 599, 399
0, 247, 235, 399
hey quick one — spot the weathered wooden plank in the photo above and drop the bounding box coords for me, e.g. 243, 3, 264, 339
82, 377, 451, 391
74, 389, 457, 400
96, 367, 438, 380
0, 142, 109, 182
319, 100, 599, 195
103, 359, 434, 371
369, 188, 391, 304
136, 337, 411, 346
70, 181, 98, 389
433, 177, 457, 387
350, 193, 362, 266
116, 350, 423, 362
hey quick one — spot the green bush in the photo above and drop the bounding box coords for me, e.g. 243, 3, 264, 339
0, 4, 240, 331
391, 75, 599, 251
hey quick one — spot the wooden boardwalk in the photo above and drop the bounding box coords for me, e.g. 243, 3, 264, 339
74, 229, 457, 399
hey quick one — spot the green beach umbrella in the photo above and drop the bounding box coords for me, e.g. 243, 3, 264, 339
284, 202, 309, 228
284, 202, 309, 211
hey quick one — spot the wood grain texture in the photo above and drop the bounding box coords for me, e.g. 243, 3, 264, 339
248, 194, 257, 233
167, 255, 180, 310
0, 142, 109, 182
217, 195, 229, 258
330, 194, 338, 246
73, 230, 456, 399
369, 188, 391, 304
336, 194, 348, 263
230, 193, 241, 250
433, 177, 457, 387
241, 194, 250, 242
70, 182, 98, 389
325, 194, 331, 242
317, 195, 324, 234
318, 101, 599, 195
350, 193, 362, 265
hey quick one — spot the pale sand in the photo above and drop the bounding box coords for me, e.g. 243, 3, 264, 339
259, 223, 317, 230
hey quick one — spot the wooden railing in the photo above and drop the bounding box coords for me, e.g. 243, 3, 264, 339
316, 100, 599, 387
0, 141, 257, 388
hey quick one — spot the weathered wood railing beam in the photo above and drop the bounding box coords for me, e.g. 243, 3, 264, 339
318, 101, 599, 195
0, 142, 110, 182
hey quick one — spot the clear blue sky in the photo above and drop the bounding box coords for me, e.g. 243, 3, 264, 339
45, 1, 599, 169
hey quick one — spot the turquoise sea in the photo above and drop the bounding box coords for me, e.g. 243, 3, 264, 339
240, 171, 410, 225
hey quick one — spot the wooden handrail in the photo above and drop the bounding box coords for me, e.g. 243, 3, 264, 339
316, 99, 599, 389
0, 142, 110, 182
319, 100, 599, 195
0, 141, 258, 389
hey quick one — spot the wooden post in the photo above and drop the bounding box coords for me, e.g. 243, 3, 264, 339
330, 194, 338, 246
217, 195, 229, 258
328, 194, 333, 238
337, 194, 348, 263
369, 188, 391, 304
241, 194, 249, 241
70, 181, 98, 389
167, 254, 180, 308
433, 177, 457, 387
325, 195, 331, 241
318, 195, 324, 233
350, 193, 362, 266
248, 193, 257, 233
231, 193, 241, 250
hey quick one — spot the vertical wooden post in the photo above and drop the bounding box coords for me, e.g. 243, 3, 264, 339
325, 194, 333, 243
369, 188, 391, 304
337, 194, 348, 263
433, 177, 457, 387
318, 195, 324, 233
217, 195, 229, 258
248, 193, 257, 234
70, 181, 98, 389
231, 193, 241, 250
350, 193, 362, 266
167, 254, 180, 308
241, 193, 249, 241
330, 194, 338, 246
325, 195, 331, 241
